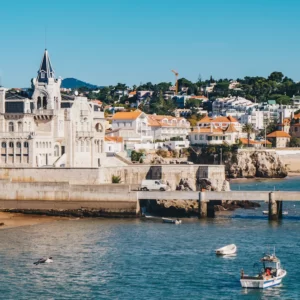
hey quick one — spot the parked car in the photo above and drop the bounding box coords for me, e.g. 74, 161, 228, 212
141, 180, 168, 191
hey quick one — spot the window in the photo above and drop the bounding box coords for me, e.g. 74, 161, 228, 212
36, 142, 38, 148
81, 141, 84, 152
9, 142, 14, 148
8, 122, 14, 132
16, 142, 21, 148
54, 145, 59, 156
2, 142, 6, 148
24, 142, 29, 148
86, 140, 90, 152
95, 123, 103, 132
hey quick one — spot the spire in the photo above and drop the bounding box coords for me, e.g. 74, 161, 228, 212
37, 49, 55, 82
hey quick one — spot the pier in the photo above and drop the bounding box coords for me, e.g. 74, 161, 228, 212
138, 191, 300, 221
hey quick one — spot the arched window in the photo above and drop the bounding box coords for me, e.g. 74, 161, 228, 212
37, 97, 42, 109
86, 140, 90, 152
36, 142, 38, 148
95, 123, 103, 132
2, 142, 6, 148
43, 142, 45, 148
54, 145, 59, 156
9, 142, 14, 148
24, 142, 29, 148
49, 142, 51, 148
76, 141, 79, 152
43, 96, 47, 109
46, 142, 48, 148
16, 142, 21, 148
8, 122, 14, 132
17, 122, 23, 132
81, 141, 84, 152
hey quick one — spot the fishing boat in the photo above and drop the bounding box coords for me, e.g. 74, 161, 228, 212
262, 211, 288, 215
215, 244, 237, 255
240, 252, 287, 289
162, 218, 182, 225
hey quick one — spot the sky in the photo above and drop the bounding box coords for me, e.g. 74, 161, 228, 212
0, 0, 300, 88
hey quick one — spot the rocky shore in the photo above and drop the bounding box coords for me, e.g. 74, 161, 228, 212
143, 199, 260, 218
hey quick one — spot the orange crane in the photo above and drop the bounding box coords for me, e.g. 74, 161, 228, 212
171, 70, 179, 95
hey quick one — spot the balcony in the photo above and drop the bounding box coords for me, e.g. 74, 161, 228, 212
33, 109, 54, 116
0, 132, 32, 139
76, 131, 94, 138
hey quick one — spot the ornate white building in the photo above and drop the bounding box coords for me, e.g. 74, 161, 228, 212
0, 50, 106, 167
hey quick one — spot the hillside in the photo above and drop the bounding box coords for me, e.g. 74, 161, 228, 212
61, 78, 98, 89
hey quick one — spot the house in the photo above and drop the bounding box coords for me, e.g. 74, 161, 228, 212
239, 138, 272, 148
104, 136, 124, 153
197, 115, 242, 132
110, 110, 190, 150
0, 49, 106, 168
267, 131, 291, 148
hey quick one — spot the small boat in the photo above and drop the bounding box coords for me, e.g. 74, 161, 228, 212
240, 252, 287, 289
215, 244, 237, 255
162, 218, 182, 225
262, 211, 288, 215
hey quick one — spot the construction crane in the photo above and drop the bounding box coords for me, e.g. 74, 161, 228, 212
171, 70, 179, 95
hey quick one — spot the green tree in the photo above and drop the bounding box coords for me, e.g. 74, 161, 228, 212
268, 72, 284, 83
242, 124, 254, 147
289, 137, 300, 147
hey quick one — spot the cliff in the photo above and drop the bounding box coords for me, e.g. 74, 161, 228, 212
226, 150, 288, 178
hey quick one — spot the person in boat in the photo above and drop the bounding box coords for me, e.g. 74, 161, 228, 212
266, 268, 271, 277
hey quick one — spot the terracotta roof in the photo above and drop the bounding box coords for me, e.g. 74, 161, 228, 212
198, 115, 238, 124
112, 110, 143, 120
105, 136, 123, 143
294, 113, 300, 119
224, 123, 238, 133
129, 91, 136, 95
267, 130, 291, 138
147, 115, 189, 128
190, 127, 223, 134
239, 138, 272, 145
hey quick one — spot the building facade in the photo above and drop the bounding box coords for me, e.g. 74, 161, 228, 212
0, 50, 106, 168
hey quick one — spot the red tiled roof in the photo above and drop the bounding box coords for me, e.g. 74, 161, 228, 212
267, 130, 291, 138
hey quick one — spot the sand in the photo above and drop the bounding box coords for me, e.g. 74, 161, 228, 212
0, 212, 66, 229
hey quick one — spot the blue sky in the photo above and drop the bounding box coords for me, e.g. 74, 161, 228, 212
0, 0, 300, 88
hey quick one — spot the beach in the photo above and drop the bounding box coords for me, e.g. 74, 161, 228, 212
0, 212, 66, 229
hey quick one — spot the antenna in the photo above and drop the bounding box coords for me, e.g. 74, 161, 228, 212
45, 25, 47, 49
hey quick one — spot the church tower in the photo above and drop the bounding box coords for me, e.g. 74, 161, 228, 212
31, 49, 62, 113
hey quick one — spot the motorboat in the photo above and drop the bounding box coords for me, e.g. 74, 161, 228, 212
162, 218, 182, 225
240, 252, 287, 289
215, 244, 237, 255
262, 211, 288, 215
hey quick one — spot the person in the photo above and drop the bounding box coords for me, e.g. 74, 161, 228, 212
241, 269, 244, 279
266, 268, 271, 276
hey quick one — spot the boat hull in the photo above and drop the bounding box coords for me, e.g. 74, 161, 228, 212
240, 270, 287, 289
215, 244, 237, 255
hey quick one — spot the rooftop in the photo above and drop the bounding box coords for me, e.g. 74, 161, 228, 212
267, 130, 291, 138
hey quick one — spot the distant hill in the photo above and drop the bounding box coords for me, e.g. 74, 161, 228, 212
61, 78, 98, 89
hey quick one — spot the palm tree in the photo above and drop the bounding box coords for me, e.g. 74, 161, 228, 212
242, 124, 254, 147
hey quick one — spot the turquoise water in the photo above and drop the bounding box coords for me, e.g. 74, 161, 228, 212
1, 177, 300, 299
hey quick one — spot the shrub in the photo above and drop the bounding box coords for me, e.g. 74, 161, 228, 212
112, 175, 122, 183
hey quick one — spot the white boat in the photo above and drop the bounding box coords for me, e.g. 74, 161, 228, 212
215, 244, 237, 255
240, 252, 287, 289
162, 218, 182, 224
262, 211, 288, 215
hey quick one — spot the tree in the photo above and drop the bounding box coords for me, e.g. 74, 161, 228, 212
289, 137, 300, 147
268, 72, 284, 83
242, 124, 254, 147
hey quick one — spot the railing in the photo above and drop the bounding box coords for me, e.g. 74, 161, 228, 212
76, 131, 94, 138
33, 109, 54, 116
0, 132, 32, 138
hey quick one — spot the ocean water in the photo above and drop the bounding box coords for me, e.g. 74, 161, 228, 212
1, 177, 300, 299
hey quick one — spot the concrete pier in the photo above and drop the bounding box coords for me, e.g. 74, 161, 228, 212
199, 192, 207, 218
268, 192, 278, 221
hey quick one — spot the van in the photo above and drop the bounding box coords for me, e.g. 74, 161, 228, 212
141, 180, 168, 191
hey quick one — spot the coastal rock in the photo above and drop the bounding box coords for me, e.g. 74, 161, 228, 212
227, 151, 288, 178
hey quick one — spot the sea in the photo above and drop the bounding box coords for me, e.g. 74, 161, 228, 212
1, 177, 300, 300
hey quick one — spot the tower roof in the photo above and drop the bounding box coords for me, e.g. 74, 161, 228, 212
37, 49, 55, 82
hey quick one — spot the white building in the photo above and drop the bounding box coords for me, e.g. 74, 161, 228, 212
0, 49, 106, 168
108, 110, 190, 150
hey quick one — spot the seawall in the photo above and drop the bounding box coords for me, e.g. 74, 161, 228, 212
0, 181, 140, 217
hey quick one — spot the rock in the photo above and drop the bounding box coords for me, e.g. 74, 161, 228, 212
226, 151, 287, 178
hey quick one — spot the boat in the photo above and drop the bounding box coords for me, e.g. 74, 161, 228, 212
162, 218, 182, 224
262, 211, 288, 215
240, 252, 287, 289
215, 244, 237, 255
